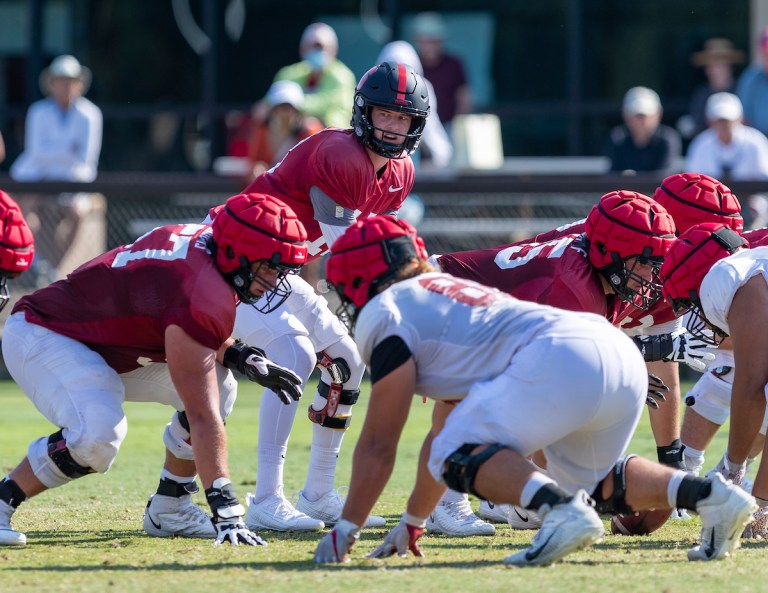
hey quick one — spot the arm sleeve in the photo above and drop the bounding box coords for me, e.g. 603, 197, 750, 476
370, 335, 413, 383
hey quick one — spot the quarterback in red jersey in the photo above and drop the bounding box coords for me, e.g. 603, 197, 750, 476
0, 193, 308, 548
218, 62, 432, 533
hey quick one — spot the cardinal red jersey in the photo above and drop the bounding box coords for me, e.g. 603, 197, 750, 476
744, 227, 768, 247
243, 128, 414, 260
437, 234, 626, 323
13, 224, 235, 374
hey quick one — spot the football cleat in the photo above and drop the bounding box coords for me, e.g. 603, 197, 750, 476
143, 493, 216, 538
742, 506, 768, 539
426, 498, 496, 536
477, 500, 511, 523
245, 491, 325, 532
688, 473, 757, 561
295, 487, 386, 528
0, 500, 25, 546
503, 490, 604, 567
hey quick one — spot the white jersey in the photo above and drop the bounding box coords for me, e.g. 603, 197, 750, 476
700, 246, 768, 335
355, 272, 619, 400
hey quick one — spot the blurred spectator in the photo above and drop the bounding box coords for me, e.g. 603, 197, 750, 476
737, 26, 768, 137
748, 194, 768, 229
412, 12, 472, 133
271, 22, 356, 128
607, 86, 682, 174
686, 92, 768, 180
9, 55, 105, 285
376, 40, 453, 170
244, 80, 323, 182
678, 38, 744, 139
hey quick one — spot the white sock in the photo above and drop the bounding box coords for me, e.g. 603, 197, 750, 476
682, 445, 705, 475
160, 469, 196, 484
441, 489, 469, 504
254, 392, 298, 502
520, 473, 556, 509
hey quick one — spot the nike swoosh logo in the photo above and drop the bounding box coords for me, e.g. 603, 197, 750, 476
388, 185, 404, 192
514, 508, 530, 522
525, 530, 555, 561
487, 502, 495, 509
148, 513, 162, 530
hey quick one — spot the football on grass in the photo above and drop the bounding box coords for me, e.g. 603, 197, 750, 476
610, 509, 673, 536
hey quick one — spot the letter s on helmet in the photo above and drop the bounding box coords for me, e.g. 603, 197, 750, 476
212, 193, 308, 312
659, 222, 747, 344
325, 215, 427, 327
351, 61, 430, 159
0, 190, 35, 312
585, 190, 676, 310
653, 172, 743, 235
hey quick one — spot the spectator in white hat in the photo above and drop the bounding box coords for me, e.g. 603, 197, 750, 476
607, 86, 682, 174
244, 80, 323, 182
11, 55, 102, 182
686, 92, 768, 180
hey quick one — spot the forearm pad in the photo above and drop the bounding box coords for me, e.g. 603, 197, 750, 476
632, 334, 674, 362
223, 341, 265, 374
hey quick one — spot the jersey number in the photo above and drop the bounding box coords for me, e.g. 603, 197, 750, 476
420, 275, 501, 307
493, 236, 573, 270
111, 224, 204, 268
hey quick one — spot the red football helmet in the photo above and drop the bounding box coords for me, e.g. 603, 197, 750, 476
0, 191, 35, 312
585, 190, 677, 310
212, 192, 307, 312
660, 222, 747, 344
654, 172, 743, 235
325, 215, 427, 327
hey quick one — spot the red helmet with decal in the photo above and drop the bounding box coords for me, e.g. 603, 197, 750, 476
0, 191, 35, 312
326, 215, 427, 325
660, 222, 747, 343
351, 61, 430, 159
585, 190, 676, 309
653, 172, 743, 235
212, 192, 307, 311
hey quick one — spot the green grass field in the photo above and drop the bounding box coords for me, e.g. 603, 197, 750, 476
1, 377, 767, 593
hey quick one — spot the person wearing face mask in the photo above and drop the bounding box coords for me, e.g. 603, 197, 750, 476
272, 22, 357, 129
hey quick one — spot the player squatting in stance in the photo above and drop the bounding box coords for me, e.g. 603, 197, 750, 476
0, 193, 308, 547
428, 187, 718, 531
170, 61, 431, 534
310, 215, 756, 566
661, 223, 768, 538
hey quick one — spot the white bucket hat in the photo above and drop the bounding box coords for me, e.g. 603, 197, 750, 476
39, 55, 92, 95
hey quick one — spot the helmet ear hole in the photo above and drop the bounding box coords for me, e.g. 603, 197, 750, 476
227, 246, 236, 259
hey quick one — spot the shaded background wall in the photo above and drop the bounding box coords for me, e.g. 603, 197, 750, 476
0, 0, 756, 173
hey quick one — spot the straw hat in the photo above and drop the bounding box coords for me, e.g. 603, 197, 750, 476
39, 55, 92, 95
691, 38, 744, 67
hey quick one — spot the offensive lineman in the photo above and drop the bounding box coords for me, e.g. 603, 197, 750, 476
212, 61, 431, 533
312, 215, 756, 566
0, 193, 307, 547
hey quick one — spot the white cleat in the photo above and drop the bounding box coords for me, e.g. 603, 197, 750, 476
503, 490, 604, 567
426, 498, 496, 536
477, 500, 511, 523
688, 473, 757, 561
143, 493, 216, 538
670, 508, 693, 521
295, 487, 386, 528
245, 491, 325, 532
0, 500, 25, 546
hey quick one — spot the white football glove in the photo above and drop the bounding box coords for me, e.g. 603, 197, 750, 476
367, 515, 425, 559
707, 453, 746, 487
666, 330, 717, 372
313, 519, 360, 563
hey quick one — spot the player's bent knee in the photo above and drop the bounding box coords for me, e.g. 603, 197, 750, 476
307, 379, 359, 430
684, 370, 732, 425
442, 443, 507, 498
591, 454, 637, 514
163, 411, 195, 460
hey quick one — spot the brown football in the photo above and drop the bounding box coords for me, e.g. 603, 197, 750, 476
610, 509, 674, 536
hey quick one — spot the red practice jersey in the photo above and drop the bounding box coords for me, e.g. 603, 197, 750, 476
14, 224, 235, 374
744, 227, 768, 247
243, 128, 414, 259
437, 234, 628, 324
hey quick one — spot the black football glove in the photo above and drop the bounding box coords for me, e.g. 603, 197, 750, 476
224, 341, 303, 404
646, 373, 669, 410
205, 478, 267, 546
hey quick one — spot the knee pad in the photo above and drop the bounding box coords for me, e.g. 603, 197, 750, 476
442, 443, 507, 498
27, 430, 101, 489
592, 454, 637, 515
163, 411, 195, 460
308, 379, 360, 430
684, 369, 733, 425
